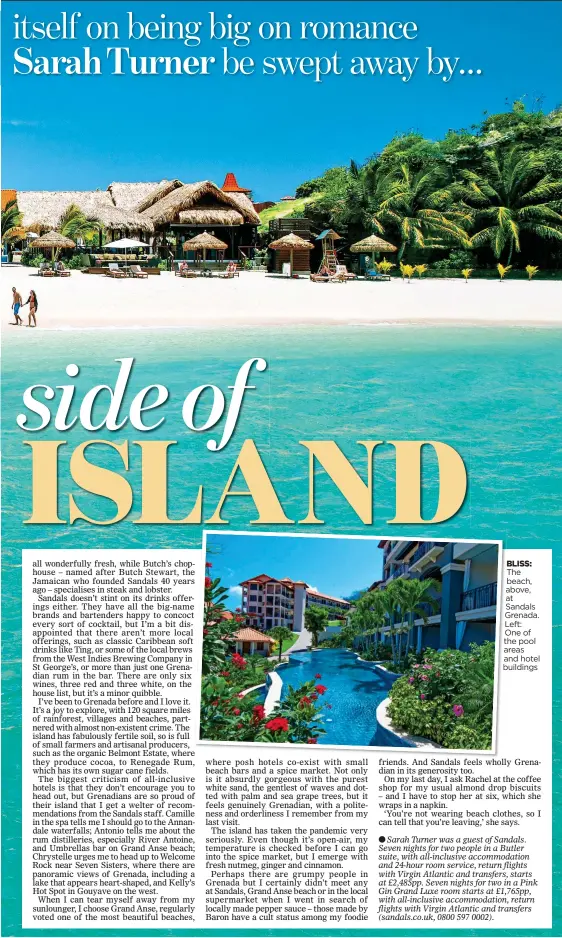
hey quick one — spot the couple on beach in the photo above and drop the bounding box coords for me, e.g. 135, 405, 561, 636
11, 287, 38, 327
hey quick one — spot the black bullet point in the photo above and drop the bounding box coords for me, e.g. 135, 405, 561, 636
379, 836, 385, 843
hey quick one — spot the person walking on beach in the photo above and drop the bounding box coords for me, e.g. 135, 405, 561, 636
11, 287, 23, 325
23, 289, 38, 327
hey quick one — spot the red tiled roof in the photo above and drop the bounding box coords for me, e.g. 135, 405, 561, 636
307, 589, 351, 606
234, 627, 275, 643
222, 172, 251, 193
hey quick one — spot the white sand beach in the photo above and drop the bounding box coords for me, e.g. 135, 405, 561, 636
4, 266, 561, 331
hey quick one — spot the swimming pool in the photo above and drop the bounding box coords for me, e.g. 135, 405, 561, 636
276, 648, 411, 747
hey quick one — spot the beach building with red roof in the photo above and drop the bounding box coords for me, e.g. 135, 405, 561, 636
221, 172, 252, 195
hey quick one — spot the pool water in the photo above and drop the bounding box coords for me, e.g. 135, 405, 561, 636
278, 648, 408, 747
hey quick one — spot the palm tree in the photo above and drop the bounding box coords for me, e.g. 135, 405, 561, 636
394, 577, 442, 658
375, 582, 401, 665
1, 198, 23, 243
58, 203, 100, 244
269, 625, 294, 662
352, 590, 388, 650
372, 164, 471, 261
304, 604, 330, 648
457, 146, 562, 263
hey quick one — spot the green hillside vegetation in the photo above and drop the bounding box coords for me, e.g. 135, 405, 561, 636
258, 192, 324, 232
287, 102, 562, 270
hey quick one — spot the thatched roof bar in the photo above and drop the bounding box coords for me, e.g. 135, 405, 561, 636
142, 180, 260, 225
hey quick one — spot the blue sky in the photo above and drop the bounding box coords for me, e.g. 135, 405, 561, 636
2, 1, 560, 199
206, 533, 383, 609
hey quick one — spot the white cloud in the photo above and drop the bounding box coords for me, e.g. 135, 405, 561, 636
229, 585, 242, 597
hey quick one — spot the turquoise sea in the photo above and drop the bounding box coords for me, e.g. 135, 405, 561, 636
2, 324, 561, 936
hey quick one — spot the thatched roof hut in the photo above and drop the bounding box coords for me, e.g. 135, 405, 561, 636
268, 232, 313, 251
108, 181, 166, 212
183, 231, 228, 251
141, 181, 260, 226
33, 230, 76, 249
350, 235, 397, 254
134, 180, 183, 213
12, 174, 260, 260
268, 232, 313, 276
17, 189, 153, 234
32, 230, 76, 258
179, 207, 243, 225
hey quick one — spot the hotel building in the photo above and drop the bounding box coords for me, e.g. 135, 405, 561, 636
374, 540, 498, 652
240, 574, 351, 633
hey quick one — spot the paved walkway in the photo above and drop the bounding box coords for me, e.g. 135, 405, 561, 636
287, 628, 312, 653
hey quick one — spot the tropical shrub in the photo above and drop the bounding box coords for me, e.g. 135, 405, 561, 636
373, 642, 393, 661
21, 250, 47, 268
200, 675, 327, 744
387, 643, 495, 749
526, 264, 539, 280
415, 264, 428, 277
217, 653, 275, 693
461, 267, 473, 282
65, 253, 92, 269
497, 263, 511, 280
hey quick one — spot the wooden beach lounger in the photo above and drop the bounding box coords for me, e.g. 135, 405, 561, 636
335, 264, 357, 281
219, 263, 238, 279
107, 263, 127, 278
175, 263, 197, 278
129, 264, 148, 279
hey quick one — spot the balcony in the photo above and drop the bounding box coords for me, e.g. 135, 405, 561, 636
414, 597, 442, 620
385, 540, 413, 565
461, 582, 497, 612
269, 217, 312, 235
409, 542, 445, 573
386, 563, 410, 582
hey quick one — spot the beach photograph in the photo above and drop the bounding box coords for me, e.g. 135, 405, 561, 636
199, 532, 500, 750
3, 98, 562, 330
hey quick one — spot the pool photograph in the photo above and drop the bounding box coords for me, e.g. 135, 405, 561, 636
199, 532, 501, 751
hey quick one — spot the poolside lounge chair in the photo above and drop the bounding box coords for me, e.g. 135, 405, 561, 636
55, 262, 71, 277
107, 263, 127, 278
129, 264, 148, 279
38, 263, 55, 277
